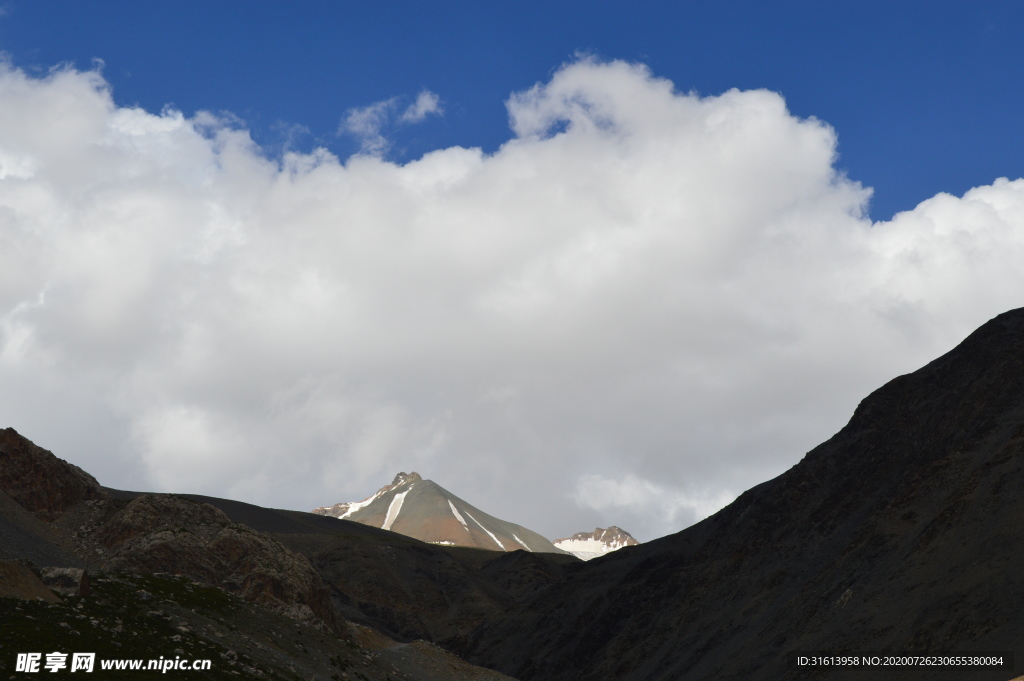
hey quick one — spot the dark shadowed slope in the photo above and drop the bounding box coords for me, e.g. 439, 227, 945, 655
104, 488, 581, 645
460, 308, 1024, 681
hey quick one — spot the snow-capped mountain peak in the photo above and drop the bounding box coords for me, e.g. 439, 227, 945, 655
313, 473, 568, 555
553, 526, 640, 560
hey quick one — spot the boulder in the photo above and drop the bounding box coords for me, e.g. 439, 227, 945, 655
39, 567, 90, 597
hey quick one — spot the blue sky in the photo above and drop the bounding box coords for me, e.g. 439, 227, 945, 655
2, 2, 1024, 541
3, 1, 1022, 219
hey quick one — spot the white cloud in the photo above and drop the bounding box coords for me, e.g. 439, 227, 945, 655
342, 89, 442, 155
573, 474, 735, 537
400, 90, 442, 123
341, 97, 398, 155
2, 59, 1024, 541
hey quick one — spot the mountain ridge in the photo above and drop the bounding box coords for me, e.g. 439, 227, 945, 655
455, 307, 1024, 680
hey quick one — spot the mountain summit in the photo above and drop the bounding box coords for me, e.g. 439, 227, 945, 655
313, 472, 422, 521
554, 526, 639, 560
314, 473, 568, 554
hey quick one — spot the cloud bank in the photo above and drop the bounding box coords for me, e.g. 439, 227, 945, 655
2, 58, 1024, 540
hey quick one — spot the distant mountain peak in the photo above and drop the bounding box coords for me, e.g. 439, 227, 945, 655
553, 526, 639, 560
313, 473, 569, 555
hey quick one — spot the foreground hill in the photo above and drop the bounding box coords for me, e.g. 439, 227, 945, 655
122, 488, 580, 645
457, 308, 1024, 681
0, 429, 555, 680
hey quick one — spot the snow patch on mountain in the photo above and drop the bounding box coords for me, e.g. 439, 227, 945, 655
448, 499, 469, 532
465, 510, 506, 551
382, 487, 411, 531
511, 533, 532, 552
337, 490, 382, 519
553, 538, 611, 561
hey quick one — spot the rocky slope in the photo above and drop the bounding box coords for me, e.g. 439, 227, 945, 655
457, 307, 1024, 681
0, 568, 502, 681
98, 494, 341, 632
0, 427, 104, 519
0, 429, 532, 680
314, 472, 568, 554
190, 491, 580, 644
553, 527, 639, 560
0, 427, 337, 630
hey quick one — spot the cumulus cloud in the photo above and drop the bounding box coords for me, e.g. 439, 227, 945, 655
2, 58, 1024, 540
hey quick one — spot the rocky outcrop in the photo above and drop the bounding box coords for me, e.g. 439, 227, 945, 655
0, 428, 104, 519
98, 494, 340, 632
39, 567, 90, 597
